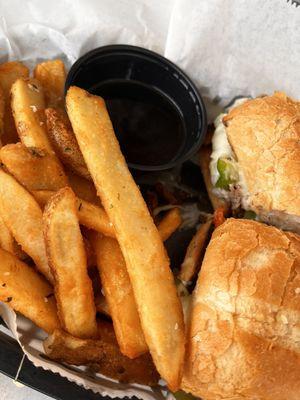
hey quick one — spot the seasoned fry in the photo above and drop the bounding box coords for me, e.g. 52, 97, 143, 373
0, 143, 68, 191
11, 77, 53, 152
95, 294, 111, 317
45, 108, 90, 179
43, 187, 97, 338
0, 248, 60, 333
178, 219, 212, 283
199, 145, 229, 212
66, 169, 99, 204
0, 169, 52, 282
44, 320, 159, 386
0, 85, 4, 145
0, 214, 18, 256
34, 60, 66, 109
157, 208, 182, 241
33, 189, 115, 238
90, 214, 183, 359
90, 233, 148, 359
66, 86, 185, 390
0, 213, 26, 260
82, 234, 97, 267
0, 61, 29, 144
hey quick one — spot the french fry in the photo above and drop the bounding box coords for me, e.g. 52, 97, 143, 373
82, 234, 97, 267
44, 320, 159, 386
157, 208, 182, 241
199, 145, 230, 212
0, 143, 68, 191
0, 213, 28, 260
0, 214, 19, 255
0, 169, 53, 282
90, 212, 183, 359
0, 61, 29, 145
11, 77, 53, 152
66, 86, 185, 390
0, 248, 60, 333
90, 233, 148, 359
45, 108, 91, 180
66, 169, 99, 204
0, 85, 4, 145
95, 294, 111, 317
34, 60, 66, 109
178, 219, 213, 283
43, 187, 97, 338
33, 189, 115, 238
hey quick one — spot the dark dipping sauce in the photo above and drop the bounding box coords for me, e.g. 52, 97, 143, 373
90, 80, 186, 168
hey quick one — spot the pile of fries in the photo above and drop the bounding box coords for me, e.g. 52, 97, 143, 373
0, 59, 209, 391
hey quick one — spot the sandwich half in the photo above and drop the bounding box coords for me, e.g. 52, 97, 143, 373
209, 92, 300, 233
182, 218, 300, 400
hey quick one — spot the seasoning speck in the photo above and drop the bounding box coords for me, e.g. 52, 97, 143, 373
2, 283, 6, 287
6, 297, 12, 303
30, 105, 38, 112
28, 83, 39, 92
78, 203, 82, 211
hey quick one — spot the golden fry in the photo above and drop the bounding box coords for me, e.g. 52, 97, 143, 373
199, 145, 230, 212
66, 86, 185, 390
157, 208, 182, 242
0, 61, 29, 145
95, 294, 111, 317
0, 248, 60, 333
90, 233, 148, 359
0, 214, 18, 256
66, 169, 99, 204
0, 169, 52, 282
11, 78, 52, 152
33, 189, 115, 237
178, 219, 212, 283
0, 143, 68, 191
45, 108, 90, 179
43, 187, 97, 338
82, 234, 97, 267
34, 60, 66, 108
44, 320, 159, 386
90, 217, 182, 359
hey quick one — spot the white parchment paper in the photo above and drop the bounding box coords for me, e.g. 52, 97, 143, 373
0, 0, 299, 398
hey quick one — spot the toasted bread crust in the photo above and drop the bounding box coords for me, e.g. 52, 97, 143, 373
182, 219, 300, 400
223, 92, 300, 217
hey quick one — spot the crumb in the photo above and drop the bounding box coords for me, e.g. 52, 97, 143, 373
4, 272, 10, 276
44, 297, 48, 303
295, 288, 300, 294
28, 83, 39, 92
174, 323, 178, 330
30, 105, 38, 112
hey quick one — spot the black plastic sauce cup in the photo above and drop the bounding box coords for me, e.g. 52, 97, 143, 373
65, 45, 207, 171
